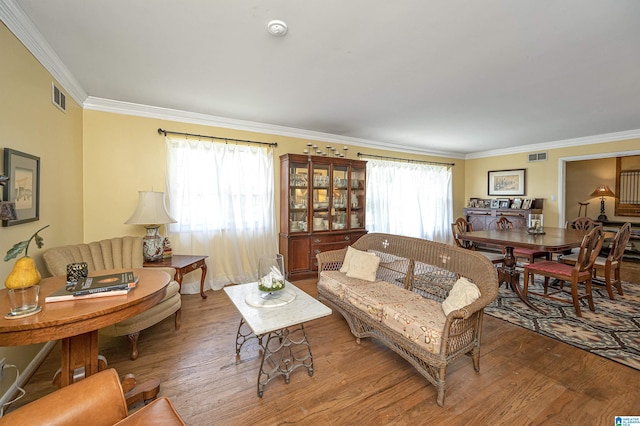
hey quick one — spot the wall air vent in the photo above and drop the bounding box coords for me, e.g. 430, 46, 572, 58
52, 82, 66, 112
528, 152, 547, 162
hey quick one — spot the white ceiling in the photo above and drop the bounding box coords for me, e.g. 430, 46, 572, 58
5, 0, 640, 157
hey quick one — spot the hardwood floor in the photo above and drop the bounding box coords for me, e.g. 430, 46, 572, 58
5, 267, 640, 425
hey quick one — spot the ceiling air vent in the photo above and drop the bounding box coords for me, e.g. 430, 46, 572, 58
528, 152, 547, 162
52, 82, 66, 112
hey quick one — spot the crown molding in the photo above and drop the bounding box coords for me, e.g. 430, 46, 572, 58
84, 97, 467, 160
0, 0, 87, 106
465, 129, 640, 160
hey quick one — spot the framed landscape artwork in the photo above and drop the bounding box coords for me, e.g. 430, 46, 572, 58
2, 148, 40, 226
488, 169, 526, 196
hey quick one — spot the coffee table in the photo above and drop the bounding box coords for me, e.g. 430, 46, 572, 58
224, 281, 331, 397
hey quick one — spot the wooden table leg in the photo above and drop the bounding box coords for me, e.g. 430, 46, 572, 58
499, 246, 545, 313
59, 331, 100, 387
54, 330, 160, 407
199, 263, 208, 299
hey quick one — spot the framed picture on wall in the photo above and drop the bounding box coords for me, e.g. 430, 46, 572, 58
488, 169, 526, 196
2, 148, 40, 227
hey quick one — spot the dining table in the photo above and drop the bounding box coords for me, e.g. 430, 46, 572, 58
458, 226, 614, 312
0, 268, 170, 404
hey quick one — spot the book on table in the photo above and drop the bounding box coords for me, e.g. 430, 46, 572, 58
45, 285, 133, 303
71, 271, 139, 295
45, 271, 138, 303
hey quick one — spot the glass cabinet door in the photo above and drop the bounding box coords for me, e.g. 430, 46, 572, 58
332, 164, 348, 230
350, 165, 366, 229
312, 163, 330, 231
288, 161, 309, 233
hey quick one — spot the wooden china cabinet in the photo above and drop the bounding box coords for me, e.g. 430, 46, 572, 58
279, 153, 367, 280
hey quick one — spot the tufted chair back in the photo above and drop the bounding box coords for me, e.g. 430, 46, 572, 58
43, 236, 144, 277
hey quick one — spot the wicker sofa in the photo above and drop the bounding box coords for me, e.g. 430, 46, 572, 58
43, 236, 181, 360
316, 233, 498, 406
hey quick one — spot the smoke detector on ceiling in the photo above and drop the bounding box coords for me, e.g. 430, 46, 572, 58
267, 20, 288, 37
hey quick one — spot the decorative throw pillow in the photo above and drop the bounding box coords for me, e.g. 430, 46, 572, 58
340, 246, 374, 273
441, 277, 481, 316
345, 250, 381, 282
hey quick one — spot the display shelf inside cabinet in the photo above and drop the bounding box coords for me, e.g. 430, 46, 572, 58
279, 154, 367, 280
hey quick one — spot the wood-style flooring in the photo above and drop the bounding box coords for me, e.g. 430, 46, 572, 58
5, 262, 640, 425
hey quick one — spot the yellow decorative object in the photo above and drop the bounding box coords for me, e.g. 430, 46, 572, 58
5, 256, 42, 289
4, 225, 49, 289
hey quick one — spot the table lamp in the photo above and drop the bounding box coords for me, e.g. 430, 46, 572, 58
590, 185, 615, 222
125, 191, 176, 262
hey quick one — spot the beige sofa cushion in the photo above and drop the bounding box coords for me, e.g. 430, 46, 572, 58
441, 277, 481, 316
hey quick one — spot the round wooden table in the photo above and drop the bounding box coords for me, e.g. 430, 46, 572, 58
0, 268, 170, 390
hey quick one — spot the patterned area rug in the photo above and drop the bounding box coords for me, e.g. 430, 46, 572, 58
484, 277, 640, 371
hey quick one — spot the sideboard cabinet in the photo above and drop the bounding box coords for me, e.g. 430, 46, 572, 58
279, 154, 367, 280
463, 198, 544, 231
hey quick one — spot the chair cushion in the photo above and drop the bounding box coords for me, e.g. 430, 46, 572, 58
382, 298, 446, 354
525, 260, 592, 281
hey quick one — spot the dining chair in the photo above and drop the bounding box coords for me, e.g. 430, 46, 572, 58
451, 217, 504, 265
566, 216, 600, 231
495, 216, 551, 264
559, 217, 602, 260
560, 222, 632, 299
523, 226, 605, 317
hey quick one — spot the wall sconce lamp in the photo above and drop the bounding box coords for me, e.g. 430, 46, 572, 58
125, 191, 176, 262
0, 175, 17, 222
590, 185, 615, 222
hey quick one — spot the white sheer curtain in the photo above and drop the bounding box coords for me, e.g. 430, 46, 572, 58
366, 159, 452, 243
165, 137, 277, 292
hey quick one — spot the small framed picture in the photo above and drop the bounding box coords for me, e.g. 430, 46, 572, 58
498, 199, 510, 209
484, 200, 492, 208
522, 199, 532, 209
490, 199, 500, 208
2, 148, 40, 226
511, 198, 522, 209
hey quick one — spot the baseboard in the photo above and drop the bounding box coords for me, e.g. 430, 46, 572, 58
0, 341, 57, 408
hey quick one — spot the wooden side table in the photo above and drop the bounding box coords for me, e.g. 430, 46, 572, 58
144, 255, 209, 299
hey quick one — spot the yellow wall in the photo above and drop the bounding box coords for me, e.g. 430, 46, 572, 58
465, 139, 640, 227
0, 22, 84, 396
82, 110, 464, 242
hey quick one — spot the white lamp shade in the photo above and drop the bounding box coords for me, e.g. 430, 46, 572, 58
125, 191, 176, 225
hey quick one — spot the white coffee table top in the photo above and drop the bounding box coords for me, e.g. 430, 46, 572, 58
224, 281, 331, 336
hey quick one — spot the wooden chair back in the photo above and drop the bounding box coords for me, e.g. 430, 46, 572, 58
495, 216, 513, 230
451, 217, 474, 249
566, 217, 599, 231
606, 222, 632, 264
573, 226, 605, 274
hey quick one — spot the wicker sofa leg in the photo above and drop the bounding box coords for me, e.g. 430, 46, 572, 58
436, 369, 447, 407
128, 332, 140, 360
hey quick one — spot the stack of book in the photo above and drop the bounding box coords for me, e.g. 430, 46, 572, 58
45, 271, 139, 303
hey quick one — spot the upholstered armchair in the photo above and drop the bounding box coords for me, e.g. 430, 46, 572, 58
0, 368, 186, 425
43, 236, 181, 360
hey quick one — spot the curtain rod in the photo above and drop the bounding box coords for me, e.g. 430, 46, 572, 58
157, 128, 277, 148
357, 152, 455, 167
